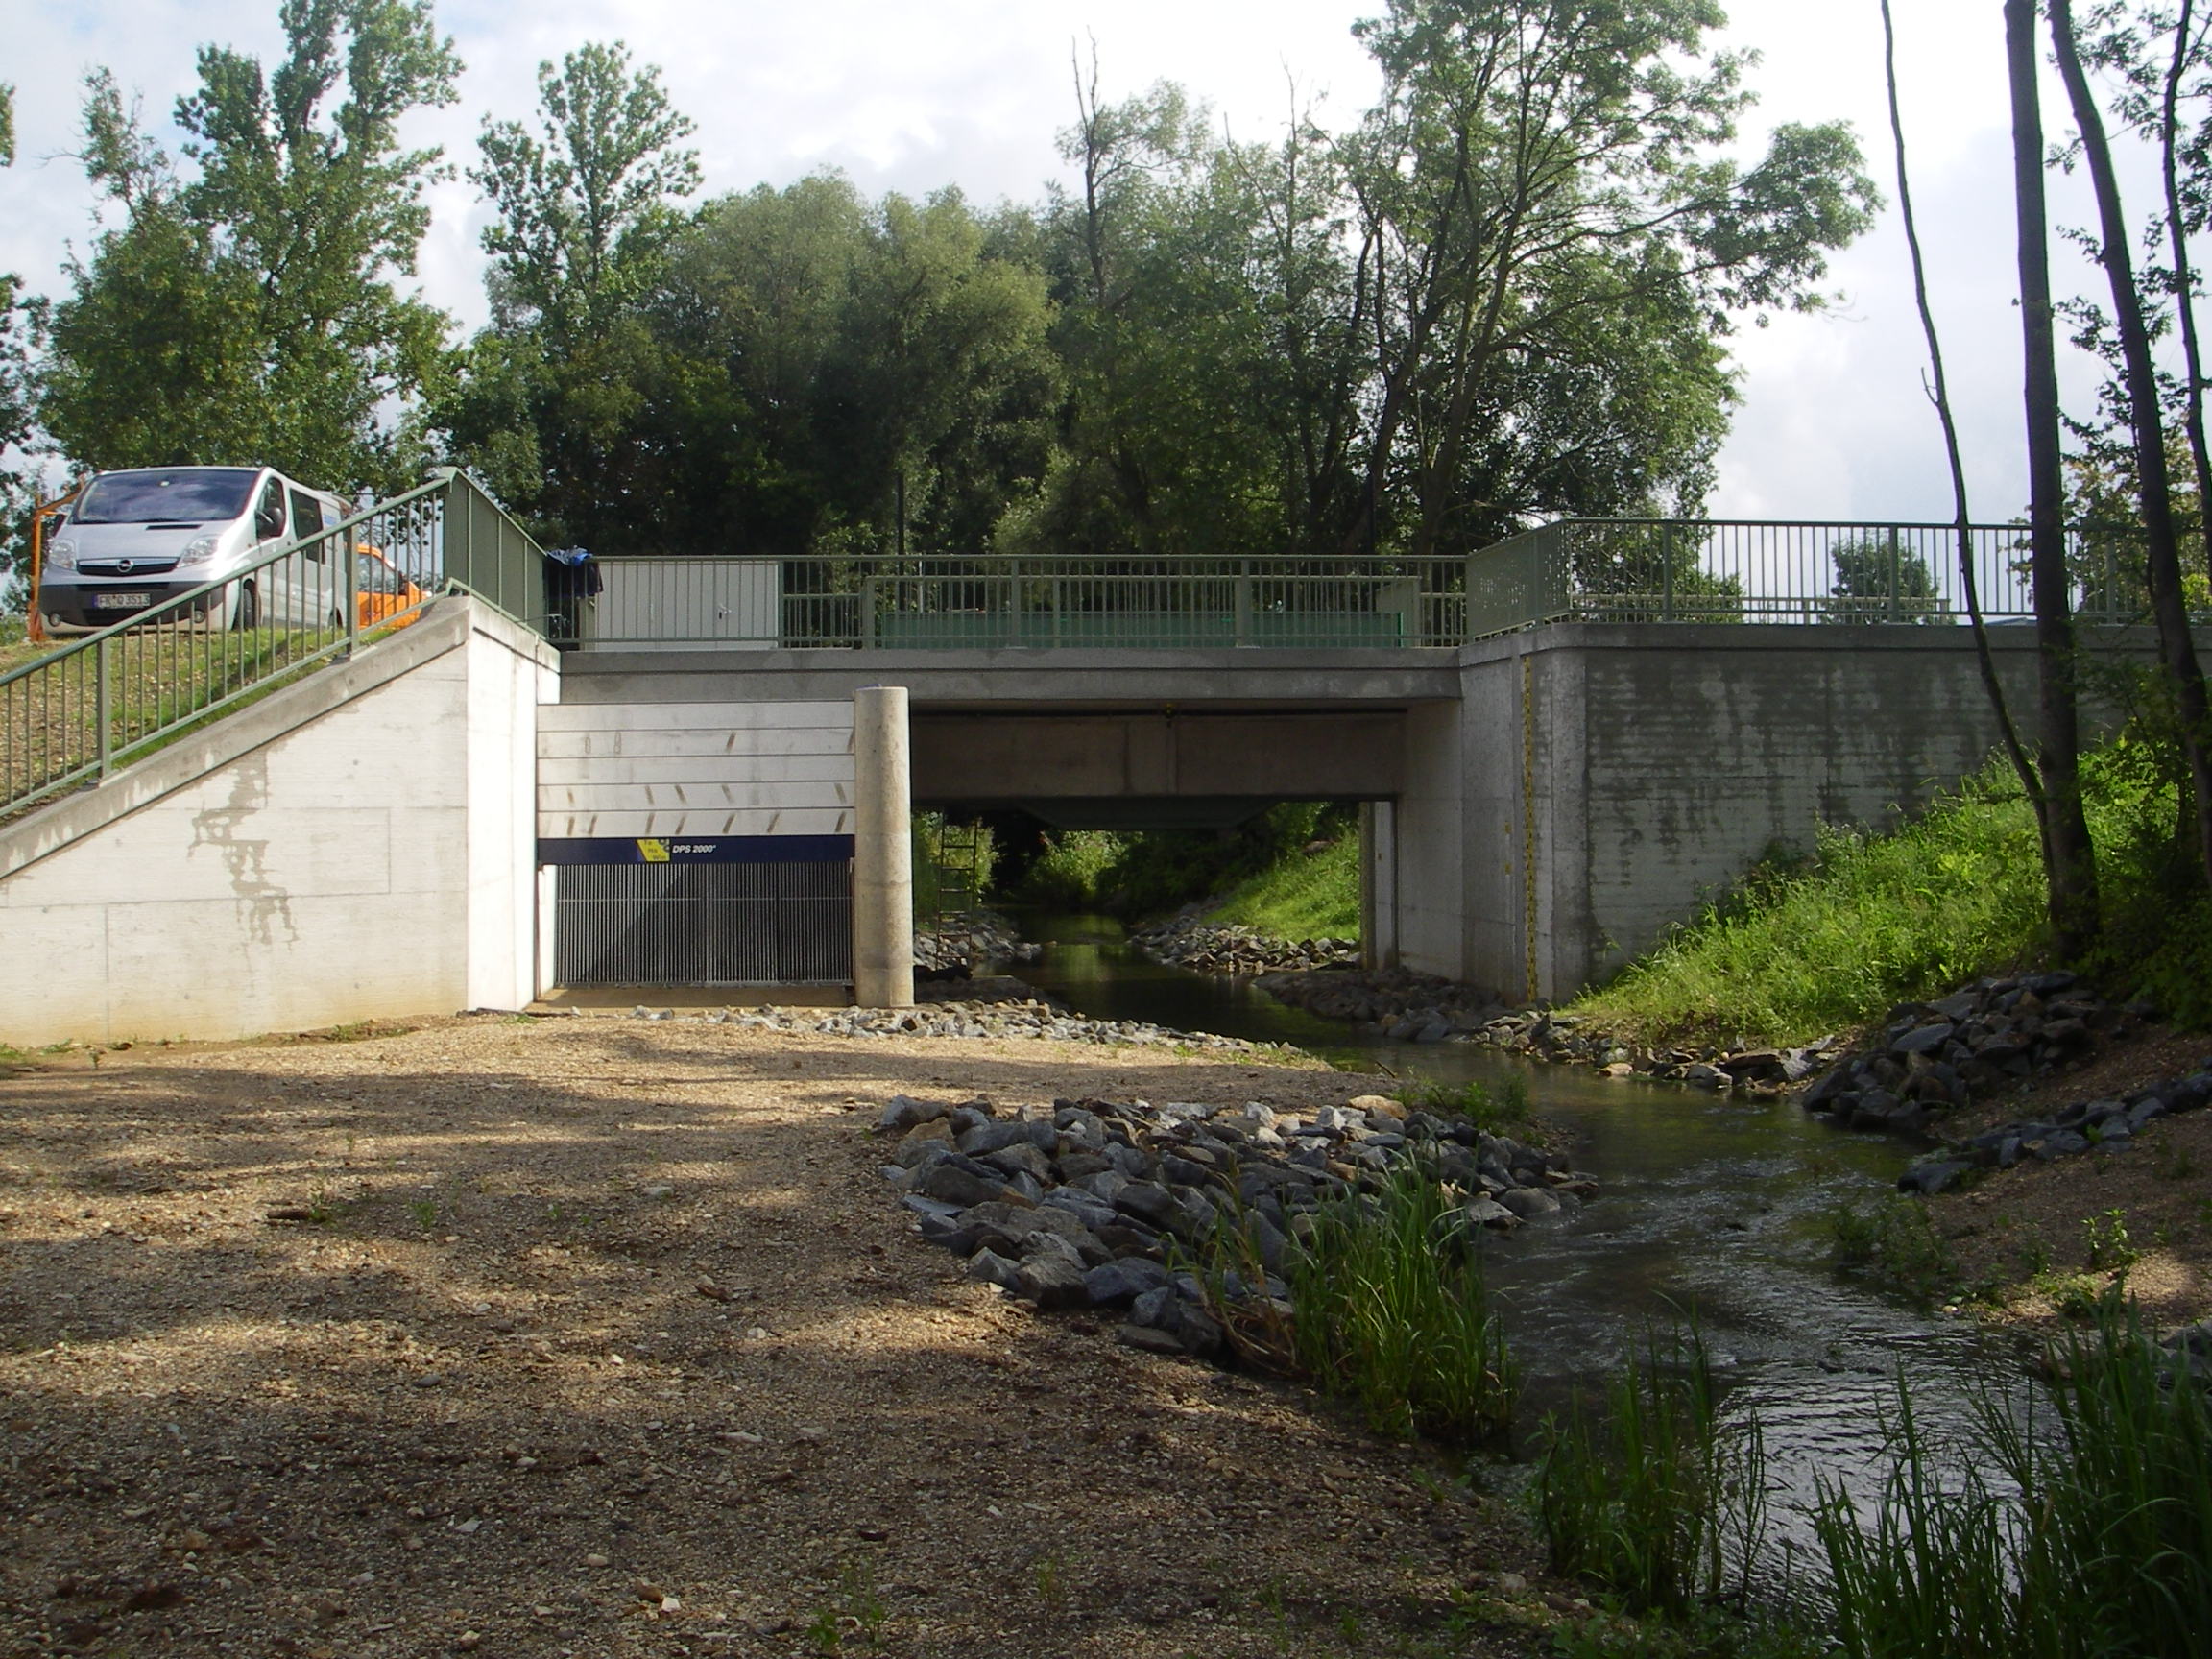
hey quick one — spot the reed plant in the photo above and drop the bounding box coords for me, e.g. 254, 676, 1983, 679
1285, 1164, 1518, 1443
1535, 1321, 1768, 1619
1813, 1296, 2212, 1658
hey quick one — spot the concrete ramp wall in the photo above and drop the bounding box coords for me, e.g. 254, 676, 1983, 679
0, 598, 557, 1046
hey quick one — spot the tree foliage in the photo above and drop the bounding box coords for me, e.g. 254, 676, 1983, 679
439, 8, 1874, 566
39, 0, 461, 494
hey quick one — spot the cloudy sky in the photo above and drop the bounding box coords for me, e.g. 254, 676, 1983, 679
0, 0, 2163, 522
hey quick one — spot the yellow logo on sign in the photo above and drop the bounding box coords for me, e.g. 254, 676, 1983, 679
636, 838, 671, 862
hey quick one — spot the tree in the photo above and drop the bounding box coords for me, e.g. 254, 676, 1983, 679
39, 1, 461, 493
1824, 533, 1948, 623
440, 41, 701, 549
470, 42, 700, 340
2050, 0, 2212, 897
1, 83, 43, 605
1337, 0, 1877, 560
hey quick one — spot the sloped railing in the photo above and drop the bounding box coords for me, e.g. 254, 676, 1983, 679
2, 470, 552, 822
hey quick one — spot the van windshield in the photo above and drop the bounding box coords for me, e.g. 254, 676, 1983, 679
74, 469, 260, 525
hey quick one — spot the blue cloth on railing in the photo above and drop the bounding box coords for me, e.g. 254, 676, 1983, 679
543, 546, 602, 596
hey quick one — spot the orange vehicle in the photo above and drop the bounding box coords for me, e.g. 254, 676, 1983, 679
354, 546, 427, 630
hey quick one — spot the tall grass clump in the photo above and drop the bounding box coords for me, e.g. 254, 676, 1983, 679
1536, 1322, 1768, 1619
1208, 830, 1360, 940
1814, 1297, 2212, 1659
1286, 1165, 1517, 1442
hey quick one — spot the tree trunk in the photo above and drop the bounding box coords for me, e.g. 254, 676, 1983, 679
2051, 0, 2212, 897
2008, 0, 2101, 955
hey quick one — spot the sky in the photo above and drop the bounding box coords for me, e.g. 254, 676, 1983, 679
0, 0, 2167, 523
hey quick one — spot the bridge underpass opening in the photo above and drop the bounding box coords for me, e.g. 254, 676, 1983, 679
907, 705, 1412, 971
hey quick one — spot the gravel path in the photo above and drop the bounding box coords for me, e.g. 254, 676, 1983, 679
0, 1015, 1567, 1658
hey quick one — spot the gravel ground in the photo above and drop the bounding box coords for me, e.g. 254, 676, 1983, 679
0, 1014, 1573, 1659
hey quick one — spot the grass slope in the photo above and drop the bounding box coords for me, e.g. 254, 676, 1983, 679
1207, 831, 1360, 940
1569, 747, 2211, 1048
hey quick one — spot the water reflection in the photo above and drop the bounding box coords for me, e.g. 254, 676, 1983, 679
995, 909, 2032, 1522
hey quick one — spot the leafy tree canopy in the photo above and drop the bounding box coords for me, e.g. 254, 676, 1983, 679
39, 0, 461, 495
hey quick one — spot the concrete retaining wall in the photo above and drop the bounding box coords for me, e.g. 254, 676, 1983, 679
1426, 623, 2152, 1001
0, 599, 558, 1046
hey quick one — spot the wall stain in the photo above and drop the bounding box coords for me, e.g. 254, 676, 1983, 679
189, 755, 298, 945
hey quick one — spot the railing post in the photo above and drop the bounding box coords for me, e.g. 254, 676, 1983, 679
1661, 522, 1674, 621
342, 528, 359, 657
1235, 573, 1253, 646
96, 637, 113, 781
1886, 525, 1901, 621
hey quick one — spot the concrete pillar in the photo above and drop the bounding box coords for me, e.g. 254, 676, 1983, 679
1359, 800, 1399, 970
852, 685, 915, 1008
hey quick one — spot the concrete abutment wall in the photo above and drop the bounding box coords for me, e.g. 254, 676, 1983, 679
0, 600, 557, 1046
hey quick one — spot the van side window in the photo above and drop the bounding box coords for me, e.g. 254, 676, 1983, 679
254, 479, 287, 541
290, 490, 325, 559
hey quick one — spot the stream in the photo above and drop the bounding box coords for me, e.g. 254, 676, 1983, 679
993, 909, 2036, 1536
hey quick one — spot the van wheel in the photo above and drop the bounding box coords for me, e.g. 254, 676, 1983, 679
231, 581, 259, 631
328, 605, 345, 631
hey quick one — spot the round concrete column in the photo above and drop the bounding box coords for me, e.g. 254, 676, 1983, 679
852, 685, 915, 1008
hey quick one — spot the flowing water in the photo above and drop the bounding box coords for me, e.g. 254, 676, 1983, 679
996, 909, 2038, 1532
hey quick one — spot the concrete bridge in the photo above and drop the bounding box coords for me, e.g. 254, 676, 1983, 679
0, 493, 2148, 1044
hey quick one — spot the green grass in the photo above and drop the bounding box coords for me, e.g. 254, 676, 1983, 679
1569, 735, 2212, 1047
1285, 1164, 1519, 1443
1208, 830, 1360, 939
1813, 1297, 2212, 1658
1535, 1322, 1768, 1620
1391, 1075, 1530, 1134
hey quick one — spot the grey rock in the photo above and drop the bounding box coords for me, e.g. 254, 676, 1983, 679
1085, 1257, 1171, 1307
1497, 1187, 1563, 1218
1898, 1160, 1971, 1196
1013, 1253, 1090, 1310
919, 1164, 1010, 1209
1113, 1182, 1181, 1230
880, 1094, 950, 1132
980, 1142, 1054, 1183
1892, 1022, 1956, 1057
1464, 1196, 1518, 1230
966, 1248, 1022, 1290
1116, 1323, 1188, 1356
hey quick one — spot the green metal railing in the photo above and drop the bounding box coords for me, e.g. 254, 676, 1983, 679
587, 553, 1468, 650
1464, 517, 2161, 637
2, 470, 552, 822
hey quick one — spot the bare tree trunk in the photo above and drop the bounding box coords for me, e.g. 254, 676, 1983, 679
2006, 0, 2102, 955
1880, 0, 2032, 780
2051, 0, 2212, 896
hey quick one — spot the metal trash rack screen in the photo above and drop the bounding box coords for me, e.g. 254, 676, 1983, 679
550, 853, 853, 988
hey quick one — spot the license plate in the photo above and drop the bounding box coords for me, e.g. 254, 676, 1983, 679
91, 591, 154, 610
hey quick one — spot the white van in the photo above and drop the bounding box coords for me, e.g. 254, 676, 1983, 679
39, 465, 351, 633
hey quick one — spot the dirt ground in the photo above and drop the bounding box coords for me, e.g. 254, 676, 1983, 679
1929, 1026, 2212, 1327
0, 1014, 1576, 1659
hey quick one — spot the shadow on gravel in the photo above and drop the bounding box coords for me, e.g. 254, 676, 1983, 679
0, 1023, 1527, 1659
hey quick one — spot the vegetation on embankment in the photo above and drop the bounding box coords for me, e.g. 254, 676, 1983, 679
1010, 803, 1361, 938
1568, 736, 2212, 1049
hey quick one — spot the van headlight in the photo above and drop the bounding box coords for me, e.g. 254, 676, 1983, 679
48, 539, 77, 569
179, 535, 221, 565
